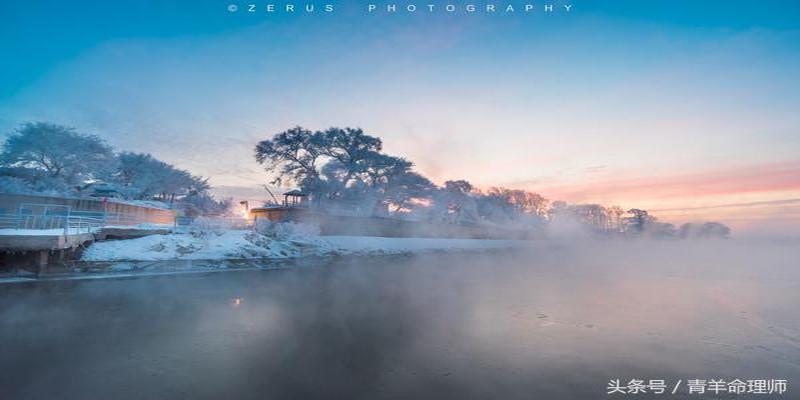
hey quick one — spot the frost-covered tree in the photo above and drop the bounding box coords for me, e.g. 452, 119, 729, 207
645, 221, 677, 238
0, 122, 116, 190
0, 175, 35, 195
624, 208, 654, 234
179, 193, 233, 217
427, 180, 480, 224
254, 126, 325, 194
443, 180, 473, 195
381, 171, 435, 215
115, 152, 208, 201
255, 126, 433, 214
678, 222, 731, 239
322, 152, 427, 215
546, 202, 612, 234
479, 188, 549, 221
319, 127, 383, 185
607, 205, 626, 233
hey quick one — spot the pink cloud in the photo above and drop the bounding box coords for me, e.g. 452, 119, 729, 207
530, 160, 800, 204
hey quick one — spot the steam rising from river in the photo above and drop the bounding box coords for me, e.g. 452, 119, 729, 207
1, 238, 799, 399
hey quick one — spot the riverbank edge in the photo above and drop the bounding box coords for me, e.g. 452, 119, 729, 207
0, 246, 523, 285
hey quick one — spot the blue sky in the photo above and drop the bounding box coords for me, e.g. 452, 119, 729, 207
3, 0, 799, 97
2, 0, 800, 230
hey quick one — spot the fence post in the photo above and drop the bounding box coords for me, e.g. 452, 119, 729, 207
65, 207, 71, 235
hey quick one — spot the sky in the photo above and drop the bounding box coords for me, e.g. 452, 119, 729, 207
1, 0, 799, 233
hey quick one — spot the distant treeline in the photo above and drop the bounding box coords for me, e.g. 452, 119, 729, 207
0, 122, 230, 216
255, 126, 731, 238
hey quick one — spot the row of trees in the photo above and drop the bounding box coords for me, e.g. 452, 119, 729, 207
547, 203, 730, 238
255, 126, 731, 238
0, 122, 230, 215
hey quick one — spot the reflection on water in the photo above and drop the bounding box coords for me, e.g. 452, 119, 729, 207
1, 240, 799, 399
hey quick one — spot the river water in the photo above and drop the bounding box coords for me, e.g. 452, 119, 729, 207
1, 239, 799, 399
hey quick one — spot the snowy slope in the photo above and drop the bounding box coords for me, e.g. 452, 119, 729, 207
80, 230, 523, 262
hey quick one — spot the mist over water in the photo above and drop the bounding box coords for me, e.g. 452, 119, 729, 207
1, 239, 799, 399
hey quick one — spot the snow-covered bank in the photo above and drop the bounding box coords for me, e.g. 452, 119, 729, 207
80, 230, 524, 262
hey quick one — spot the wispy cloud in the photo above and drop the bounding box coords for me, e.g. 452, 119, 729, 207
651, 198, 800, 212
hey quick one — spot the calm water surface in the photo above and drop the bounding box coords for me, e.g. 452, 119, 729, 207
1, 240, 799, 399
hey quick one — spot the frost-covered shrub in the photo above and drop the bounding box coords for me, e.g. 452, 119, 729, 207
253, 220, 320, 240
188, 216, 231, 238
0, 176, 34, 195
0, 173, 74, 196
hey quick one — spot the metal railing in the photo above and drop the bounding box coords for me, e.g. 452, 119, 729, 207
0, 203, 176, 235
0, 213, 106, 234
66, 215, 105, 234
0, 214, 65, 230
0, 203, 264, 236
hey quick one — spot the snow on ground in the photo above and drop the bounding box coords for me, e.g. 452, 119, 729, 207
80, 230, 524, 262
